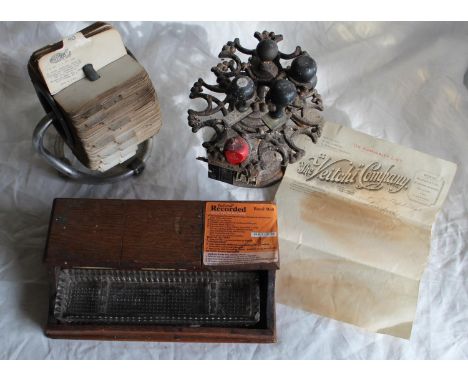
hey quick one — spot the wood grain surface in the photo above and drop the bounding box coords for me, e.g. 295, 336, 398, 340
44, 198, 277, 343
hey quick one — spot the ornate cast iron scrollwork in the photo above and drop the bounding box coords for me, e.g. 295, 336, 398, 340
188, 31, 324, 188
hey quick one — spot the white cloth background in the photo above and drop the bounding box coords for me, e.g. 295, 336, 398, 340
0, 21, 467, 359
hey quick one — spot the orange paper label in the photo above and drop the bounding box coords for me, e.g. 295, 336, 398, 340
203, 202, 278, 266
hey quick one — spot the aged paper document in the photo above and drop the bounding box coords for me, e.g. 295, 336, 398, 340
275, 122, 457, 339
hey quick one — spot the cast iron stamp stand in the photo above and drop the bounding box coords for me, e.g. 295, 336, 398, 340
188, 31, 324, 187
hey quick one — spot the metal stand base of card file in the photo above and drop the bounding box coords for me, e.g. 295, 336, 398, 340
33, 113, 152, 184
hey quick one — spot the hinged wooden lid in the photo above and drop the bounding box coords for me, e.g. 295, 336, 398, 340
45, 198, 204, 269
45, 198, 279, 270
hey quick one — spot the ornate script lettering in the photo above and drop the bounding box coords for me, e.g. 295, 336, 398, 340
297, 154, 410, 193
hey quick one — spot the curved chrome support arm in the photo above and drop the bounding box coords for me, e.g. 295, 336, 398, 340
33, 114, 153, 184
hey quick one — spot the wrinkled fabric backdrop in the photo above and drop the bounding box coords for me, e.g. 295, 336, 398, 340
0, 21, 467, 359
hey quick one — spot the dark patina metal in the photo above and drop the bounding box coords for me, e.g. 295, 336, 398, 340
188, 31, 324, 188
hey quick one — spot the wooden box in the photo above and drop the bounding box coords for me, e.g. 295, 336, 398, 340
44, 199, 279, 343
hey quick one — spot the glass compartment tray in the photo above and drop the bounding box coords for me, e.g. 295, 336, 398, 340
54, 269, 260, 326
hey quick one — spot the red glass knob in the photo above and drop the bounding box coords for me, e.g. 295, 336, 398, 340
223, 136, 250, 165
